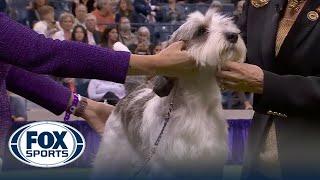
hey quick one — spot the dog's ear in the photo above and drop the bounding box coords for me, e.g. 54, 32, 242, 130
152, 76, 175, 97
168, 11, 205, 45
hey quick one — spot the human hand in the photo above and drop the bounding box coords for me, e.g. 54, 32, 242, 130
75, 97, 114, 136
152, 41, 196, 77
217, 62, 264, 94
128, 41, 195, 76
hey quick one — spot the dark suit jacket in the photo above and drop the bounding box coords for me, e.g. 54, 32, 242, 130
26, 9, 39, 28
92, 30, 102, 45
241, 0, 320, 179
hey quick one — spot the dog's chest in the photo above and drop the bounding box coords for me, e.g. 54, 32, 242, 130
139, 100, 227, 163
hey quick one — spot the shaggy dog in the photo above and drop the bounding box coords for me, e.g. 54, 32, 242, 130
93, 9, 246, 179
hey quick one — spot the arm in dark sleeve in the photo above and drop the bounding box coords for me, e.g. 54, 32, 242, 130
6, 66, 71, 115
0, 13, 130, 84
254, 71, 320, 116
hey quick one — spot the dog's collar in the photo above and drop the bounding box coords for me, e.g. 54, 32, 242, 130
133, 87, 176, 177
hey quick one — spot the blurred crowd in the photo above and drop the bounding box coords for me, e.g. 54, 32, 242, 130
1, 0, 252, 121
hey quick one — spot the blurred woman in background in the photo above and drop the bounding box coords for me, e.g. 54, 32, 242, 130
52, 12, 75, 41
26, 0, 49, 27
32, 5, 59, 38
115, 0, 138, 23
131, 26, 152, 55
72, 0, 96, 14
100, 25, 119, 49
71, 24, 89, 43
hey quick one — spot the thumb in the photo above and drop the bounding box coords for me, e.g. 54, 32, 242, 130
169, 41, 186, 50
221, 61, 239, 71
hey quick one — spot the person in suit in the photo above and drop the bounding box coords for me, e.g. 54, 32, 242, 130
26, 0, 49, 28
85, 13, 103, 45
217, 0, 320, 179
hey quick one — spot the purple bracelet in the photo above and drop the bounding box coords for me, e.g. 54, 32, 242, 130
64, 93, 79, 122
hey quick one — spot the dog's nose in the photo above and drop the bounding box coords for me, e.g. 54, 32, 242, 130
225, 32, 238, 43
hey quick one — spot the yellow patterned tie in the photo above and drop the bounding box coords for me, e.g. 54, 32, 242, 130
275, 0, 306, 56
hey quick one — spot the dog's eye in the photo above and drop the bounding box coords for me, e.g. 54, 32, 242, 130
195, 26, 207, 37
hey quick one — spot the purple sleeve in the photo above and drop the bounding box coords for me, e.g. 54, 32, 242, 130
6, 66, 71, 115
0, 13, 130, 84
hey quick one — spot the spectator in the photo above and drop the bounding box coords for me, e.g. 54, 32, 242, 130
109, 0, 120, 14
33, 5, 59, 38
115, 0, 138, 23
130, 26, 152, 55
209, 0, 223, 12
158, 0, 185, 23
71, 25, 89, 43
92, 0, 115, 32
134, 0, 159, 23
75, 4, 88, 27
85, 13, 102, 45
87, 79, 126, 105
72, 0, 96, 13
152, 43, 163, 55
26, 0, 49, 28
52, 12, 75, 41
118, 17, 137, 49
100, 25, 119, 48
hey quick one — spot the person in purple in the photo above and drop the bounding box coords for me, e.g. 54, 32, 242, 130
0, 12, 194, 160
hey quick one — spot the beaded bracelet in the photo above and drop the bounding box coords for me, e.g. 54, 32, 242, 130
74, 95, 88, 117
64, 93, 79, 122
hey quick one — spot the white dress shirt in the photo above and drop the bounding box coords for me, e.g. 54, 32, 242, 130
87, 31, 96, 45
52, 31, 66, 41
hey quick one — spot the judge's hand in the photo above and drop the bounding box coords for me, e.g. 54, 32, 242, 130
75, 98, 113, 136
152, 41, 196, 77
217, 62, 264, 94
129, 41, 196, 77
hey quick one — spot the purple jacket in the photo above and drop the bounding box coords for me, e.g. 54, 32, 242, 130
0, 13, 130, 157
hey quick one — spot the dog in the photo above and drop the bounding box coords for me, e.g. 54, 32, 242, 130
93, 9, 246, 179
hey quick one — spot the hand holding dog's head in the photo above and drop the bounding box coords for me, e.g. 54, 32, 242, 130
154, 9, 247, 97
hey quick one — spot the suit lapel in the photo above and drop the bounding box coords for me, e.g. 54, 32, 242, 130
260, 0, 287, 70
278, 0, 320, 58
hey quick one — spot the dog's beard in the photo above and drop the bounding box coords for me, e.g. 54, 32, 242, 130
220, 46, 243, 63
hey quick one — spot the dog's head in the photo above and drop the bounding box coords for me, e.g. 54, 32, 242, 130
154, 9, 246, 97
170, 9, 246, 67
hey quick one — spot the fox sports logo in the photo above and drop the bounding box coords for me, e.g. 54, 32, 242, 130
9, 121, 86, 168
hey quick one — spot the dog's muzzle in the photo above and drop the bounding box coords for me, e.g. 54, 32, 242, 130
225, 32, 238, 44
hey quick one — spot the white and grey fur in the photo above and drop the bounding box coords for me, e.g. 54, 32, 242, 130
92, 9, 246, 179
